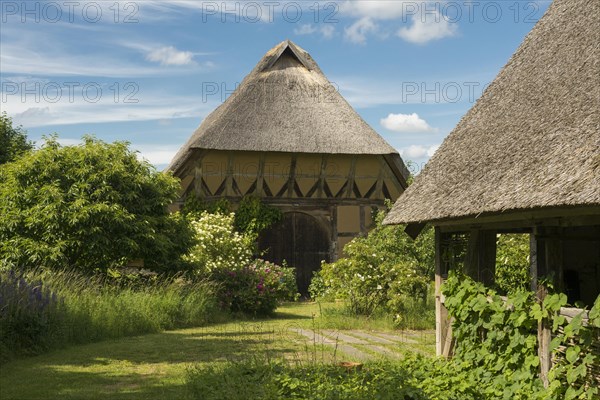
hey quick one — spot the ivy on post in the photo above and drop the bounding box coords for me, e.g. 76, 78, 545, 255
534, 226, 565, 387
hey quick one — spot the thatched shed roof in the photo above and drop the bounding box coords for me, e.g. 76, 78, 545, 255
385, 0, 600, 226
169, 40, 400, 173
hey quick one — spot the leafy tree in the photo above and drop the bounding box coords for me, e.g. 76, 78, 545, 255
495, 234, 530, 293
0, 113, 33, 165
0, 136, 193, 272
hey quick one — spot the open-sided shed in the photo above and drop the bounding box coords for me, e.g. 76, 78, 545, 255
384, 0, 599, 382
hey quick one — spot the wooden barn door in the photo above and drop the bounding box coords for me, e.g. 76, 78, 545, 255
259, 212, 330, 297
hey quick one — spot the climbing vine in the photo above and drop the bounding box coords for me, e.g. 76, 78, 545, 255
439, 272, 599, 399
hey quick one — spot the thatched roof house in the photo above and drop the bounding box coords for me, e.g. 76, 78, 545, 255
169, 40, 408, 294
384, 0, 599, 378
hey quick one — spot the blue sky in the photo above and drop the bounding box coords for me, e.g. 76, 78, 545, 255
1, 0, 551, 171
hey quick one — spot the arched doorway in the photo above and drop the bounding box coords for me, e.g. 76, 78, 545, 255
259, 212, 330, 297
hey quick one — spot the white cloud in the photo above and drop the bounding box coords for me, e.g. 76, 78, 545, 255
146, 46, 195, 66
339, 1, 408, 20
133, 145, 181, 165
294, 24, 318, 35
381, 113, 437, 133
397, 11, 457, 44
6, 89, 218, 128
320, 25, 335, 39
294, 24, 335, 39
344, 17, 377, 44
400, 144, 440, 159
338, 1, 458, 45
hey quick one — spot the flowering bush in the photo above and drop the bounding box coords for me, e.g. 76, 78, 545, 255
184, 212, 298, 315
311, 205, 433, 320
212, 259, 298, 316
184, 212, 254, 274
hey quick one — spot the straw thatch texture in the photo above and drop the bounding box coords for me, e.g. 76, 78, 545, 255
385, 0, 600, 225
169, 40, 399, 173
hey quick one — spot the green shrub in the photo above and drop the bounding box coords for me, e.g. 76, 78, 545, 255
186, 358, 427, 400
311, 205, 434, 323
0, 136, 193, 272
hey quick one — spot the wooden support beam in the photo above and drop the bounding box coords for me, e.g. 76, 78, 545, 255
317, 155, 328, 199
545, 227, 564, 293
534, 226, 564, 388
530, 232, 539, 293
194, 163, 203, 198
435, 227, 446, 356
225, 152, 234, 197
464, 229, 480, 280
537, 281, 551, 387
346, 156, 357, 198
359, 206, 366, 234
442, 318, 454, 358
286, 155, 297, 198
193, 151, 207, 199
256, 153, 265, 196
479, 231, 497, 286
331, 206, 338, 261
381, 157, 404, 195
375, 157, 385, 200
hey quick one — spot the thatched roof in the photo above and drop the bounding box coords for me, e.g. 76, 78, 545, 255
385, 0, 600, 226
169, 40, 400, 173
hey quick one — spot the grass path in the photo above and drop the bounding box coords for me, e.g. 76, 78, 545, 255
0, 303, 434, 400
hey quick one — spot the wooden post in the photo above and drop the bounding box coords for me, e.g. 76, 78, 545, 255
442, 317, 454, 358
535, 226, 563, 387
537, 282, 551, 387
435, 227, 446, 356
331, 206, 338, 261
464, 229, 480, 279
530, 232, 538, 293
479, 231, 497, 286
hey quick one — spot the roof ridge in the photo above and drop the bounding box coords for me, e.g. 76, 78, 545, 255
262, 40, 312, 72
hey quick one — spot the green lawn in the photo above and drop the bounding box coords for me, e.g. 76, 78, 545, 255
0, 303, 434, 400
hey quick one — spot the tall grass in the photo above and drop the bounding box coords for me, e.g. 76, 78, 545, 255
0, 269, 219, 363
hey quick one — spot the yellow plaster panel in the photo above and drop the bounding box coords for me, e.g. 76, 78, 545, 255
337, 205, 361, 233
179, 175, 194, 196
354, 156, 381, 179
